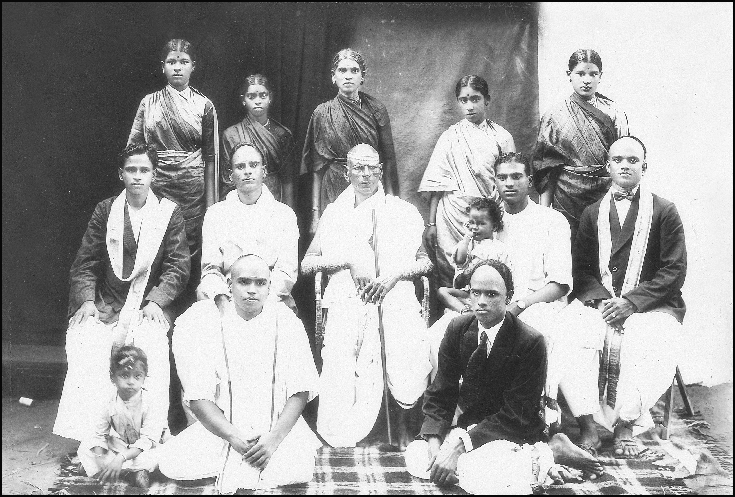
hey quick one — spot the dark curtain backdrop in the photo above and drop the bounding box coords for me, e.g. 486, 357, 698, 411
2, 2, 538, 345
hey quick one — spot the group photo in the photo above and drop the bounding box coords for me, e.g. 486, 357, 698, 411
2, 2, 732, 495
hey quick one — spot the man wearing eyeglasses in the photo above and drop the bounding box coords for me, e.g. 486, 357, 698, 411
302, 144, 433, 448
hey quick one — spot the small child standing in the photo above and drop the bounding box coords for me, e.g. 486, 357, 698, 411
438, 197, 512, 313
77, 346, 162, 488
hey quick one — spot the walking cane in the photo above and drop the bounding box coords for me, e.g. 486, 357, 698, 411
372, 209, 394, 446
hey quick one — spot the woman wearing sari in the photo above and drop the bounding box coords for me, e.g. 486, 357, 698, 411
301, 48, 398, 235
419, 75, 515, 288
127, 38, 219, 298
221, 74, 297, 209
533, 49, 629, 242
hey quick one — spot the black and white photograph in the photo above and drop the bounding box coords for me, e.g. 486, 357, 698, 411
3, 2, 732, 495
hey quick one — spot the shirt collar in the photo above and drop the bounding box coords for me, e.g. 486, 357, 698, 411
225, 184, 275, 208
478, 315, 504, 355
611, 184, 640, 199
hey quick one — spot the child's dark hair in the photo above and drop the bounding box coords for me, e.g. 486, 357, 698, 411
469, 197, 504, 232
110, 345, 148, 376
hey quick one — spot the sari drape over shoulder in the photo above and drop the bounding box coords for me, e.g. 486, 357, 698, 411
127, 85, 218, 261
221, 115, 296, 201
532, 92, 628, 234
301, 92, 397, 211
418, 119, 515, 286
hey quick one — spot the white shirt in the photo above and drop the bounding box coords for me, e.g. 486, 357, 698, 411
496, 200, 572, 303
478, 316, 504, 358
199, 186, 299, 305
126, 199, 155, 244
612, 185, 640, 229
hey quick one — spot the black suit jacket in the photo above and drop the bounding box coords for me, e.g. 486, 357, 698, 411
573, 191, 686, 323
68, 195, 191, 322
420, 312, 547, 448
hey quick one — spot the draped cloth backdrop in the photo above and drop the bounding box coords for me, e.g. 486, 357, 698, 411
2, 2, 538, 345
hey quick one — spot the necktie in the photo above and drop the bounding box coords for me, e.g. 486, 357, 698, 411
458, 330, 488, 412
612, 190, 635, 201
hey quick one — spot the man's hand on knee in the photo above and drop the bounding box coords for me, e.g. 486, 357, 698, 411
70, 301, 99, 327
141, 301, 168, 329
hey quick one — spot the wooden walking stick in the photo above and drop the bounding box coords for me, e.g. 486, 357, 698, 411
372, 208, 393, 446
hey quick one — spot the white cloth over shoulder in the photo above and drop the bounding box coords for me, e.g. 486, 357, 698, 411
158, 300, 320, 491
315, 185, 432, 447
199, 187, 299, 308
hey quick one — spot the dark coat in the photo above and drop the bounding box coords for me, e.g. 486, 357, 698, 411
573, 190, 687, 323
68, 194, 190, 322
420, 312, 547, 448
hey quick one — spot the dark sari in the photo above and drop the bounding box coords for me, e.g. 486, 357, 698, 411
301, 92, 397, 212
221, 115, 296, 201
533, 92, 626, 238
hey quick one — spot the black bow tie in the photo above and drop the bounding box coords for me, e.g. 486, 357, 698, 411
613, 190, 635, 201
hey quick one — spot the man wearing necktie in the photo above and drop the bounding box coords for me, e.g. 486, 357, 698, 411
566, 135, 687, 458
406, 259, 603, 493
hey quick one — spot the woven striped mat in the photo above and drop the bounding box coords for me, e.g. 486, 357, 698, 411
49, 415, 722, 495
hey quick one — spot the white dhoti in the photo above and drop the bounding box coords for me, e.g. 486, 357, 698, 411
78, 433, 158, 477
157, 417, 318, 490
560, 303, 683, 435
317, 282, 432, 447
405, 437, 554, 495
53, 317, 170, 442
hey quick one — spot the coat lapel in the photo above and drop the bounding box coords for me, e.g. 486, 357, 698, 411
485, 312, 516, 377
460, 318, 480, 370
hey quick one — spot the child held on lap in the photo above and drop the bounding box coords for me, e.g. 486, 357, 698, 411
438, 197, 511, 313
77, 346, 161, 488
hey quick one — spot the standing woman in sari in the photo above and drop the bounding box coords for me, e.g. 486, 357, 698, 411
221, 74, 297, 209
127, 38, 219, 300
419, 75, 515, 288
533, 49, 629, 242
301, 48, 398, 235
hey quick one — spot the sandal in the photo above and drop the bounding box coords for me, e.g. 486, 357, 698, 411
613, 438, 647, 458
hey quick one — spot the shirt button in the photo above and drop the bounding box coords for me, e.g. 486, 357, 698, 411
611, 266, 618, 272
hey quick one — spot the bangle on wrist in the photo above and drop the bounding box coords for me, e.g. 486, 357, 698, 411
425, 222, 436, 227
118, 452, 128, 462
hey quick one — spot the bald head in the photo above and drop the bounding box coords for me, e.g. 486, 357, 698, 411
229, 254, 271, 320
347, 143, 380, 164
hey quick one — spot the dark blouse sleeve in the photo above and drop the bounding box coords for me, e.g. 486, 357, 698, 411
373, 101, 398, 194
278, 127, 297, 183
202, 100, 217, 166
126, 98, 147, 147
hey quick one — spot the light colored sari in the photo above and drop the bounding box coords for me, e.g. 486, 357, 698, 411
419, 118, 515, 286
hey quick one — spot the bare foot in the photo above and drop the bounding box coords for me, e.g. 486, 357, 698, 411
613, 422, 644, 458
549, 433, 604, 477
576, 414, 601, 453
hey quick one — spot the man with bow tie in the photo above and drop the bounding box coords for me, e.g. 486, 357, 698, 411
406, 259, 603, 493
564, 135, 687, 458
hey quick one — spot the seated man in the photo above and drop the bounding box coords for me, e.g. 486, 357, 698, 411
197, 143, 299, 310
158, 253, 320, 492
563, 136, 687, 457
54, 143, 190, 443
406, 259, 603, 493
493, 152, 593, 429
301, 144, 433, 448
